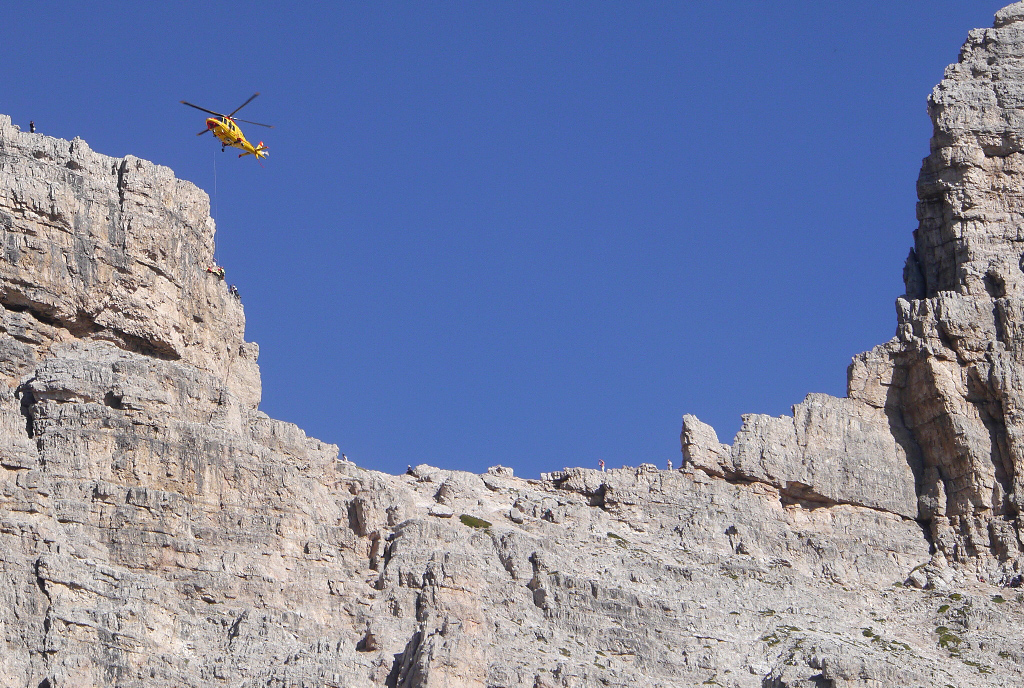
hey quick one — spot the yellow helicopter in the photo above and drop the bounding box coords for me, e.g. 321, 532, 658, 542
180, 93, 272, 160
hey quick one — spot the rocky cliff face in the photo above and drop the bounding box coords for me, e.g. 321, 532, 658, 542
685, 0, 1024, 582
5, 5, 1024, 688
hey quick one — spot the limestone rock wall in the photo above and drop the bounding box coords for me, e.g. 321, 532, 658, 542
683, 1, 1024, 587
4, 6, 1024, 688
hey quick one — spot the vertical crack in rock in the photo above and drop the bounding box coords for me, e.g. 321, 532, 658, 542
33, 557, 53, 688
114, 157, 128, 212
386, 630, 422, 688
16, 380, 35, 439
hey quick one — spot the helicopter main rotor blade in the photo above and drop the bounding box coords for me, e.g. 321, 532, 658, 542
228, 92, 260, 117
233, 118, 274, 128
196, 128, 210, 136
181, 101, 227, 118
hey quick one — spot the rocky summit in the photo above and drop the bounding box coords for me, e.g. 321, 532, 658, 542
8, 6, 1024, 688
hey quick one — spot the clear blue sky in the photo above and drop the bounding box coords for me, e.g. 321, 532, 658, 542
2, 2, 1009, 477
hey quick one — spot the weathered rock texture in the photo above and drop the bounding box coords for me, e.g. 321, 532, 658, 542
685, 0, 1024, 583
6, 5, 1024, 688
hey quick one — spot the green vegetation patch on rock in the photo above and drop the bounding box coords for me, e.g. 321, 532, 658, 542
459, 514, 493, 529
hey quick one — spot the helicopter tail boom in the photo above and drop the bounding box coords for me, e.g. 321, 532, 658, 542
237, 142, 269, 160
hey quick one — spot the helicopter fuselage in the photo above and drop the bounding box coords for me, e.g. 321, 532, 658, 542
206, 117, 266, 159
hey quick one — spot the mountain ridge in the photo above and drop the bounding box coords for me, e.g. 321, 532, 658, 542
5, 4, 1024, 686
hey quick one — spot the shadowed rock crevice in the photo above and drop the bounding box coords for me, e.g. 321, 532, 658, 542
0, 298, 181, 361
16, 380, 35, 439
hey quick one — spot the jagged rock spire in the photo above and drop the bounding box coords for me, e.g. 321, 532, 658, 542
683, 5, 1024, 580
916, 0, 1024, 299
